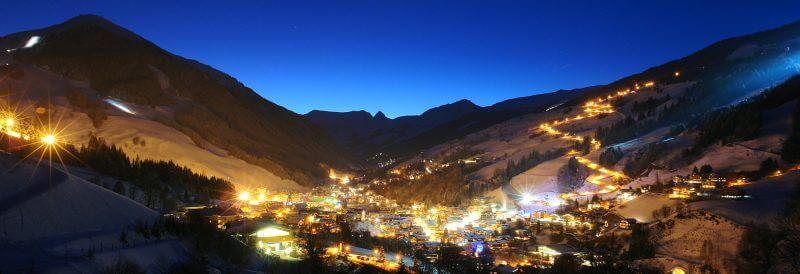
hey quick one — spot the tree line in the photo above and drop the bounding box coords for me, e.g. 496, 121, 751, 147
56, 135, 235, 206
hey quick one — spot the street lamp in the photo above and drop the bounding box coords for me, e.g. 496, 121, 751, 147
238, 191, 250, 201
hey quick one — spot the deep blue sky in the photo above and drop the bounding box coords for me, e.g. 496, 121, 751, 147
2, 1, 800, 117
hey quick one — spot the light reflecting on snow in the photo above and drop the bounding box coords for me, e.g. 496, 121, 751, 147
23, 36, 41, 48
104, 98, 136, 115
545, 102, 564, 112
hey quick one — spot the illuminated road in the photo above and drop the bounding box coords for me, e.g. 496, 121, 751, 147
536, 82, 655, 200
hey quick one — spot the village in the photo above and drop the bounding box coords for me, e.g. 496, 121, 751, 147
169, 158, 766, 273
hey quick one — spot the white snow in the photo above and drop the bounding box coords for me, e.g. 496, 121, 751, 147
0, 154, 158, 243
0, 152, 185, 273
94, 115, 305, 191
612, 193, 678, 223
689, 171, 800, 225
651, 211, 744, 274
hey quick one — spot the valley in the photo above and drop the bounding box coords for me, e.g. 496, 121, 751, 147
1, 10, 800, 274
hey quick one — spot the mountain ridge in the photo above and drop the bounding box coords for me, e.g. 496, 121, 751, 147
305, 85, 592, 157
1, 14, 351, 187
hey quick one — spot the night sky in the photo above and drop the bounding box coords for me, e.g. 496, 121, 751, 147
2, 1, 800, 117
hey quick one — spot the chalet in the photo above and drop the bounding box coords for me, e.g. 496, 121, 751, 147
187, 206, 241, 230
707, 173, 726, 184
670, 184, 693, 199
620, 218, 637, 230
617, 188, 635, 202
251, 224, 294, 256
686, 174, 703, 185
701, 179, 717, 189
602, 213, 625, 229
532, 210, 549, 219
531, 244, 582, 265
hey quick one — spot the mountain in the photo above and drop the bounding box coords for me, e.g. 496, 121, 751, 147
0, 15, 349, 188
371, 18, 800, 207
306, 87, 591, 157
306, 98, 482, 155
320, 22, 800, 163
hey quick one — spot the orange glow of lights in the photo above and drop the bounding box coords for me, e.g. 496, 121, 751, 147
41, 134, 57, 145
535, 80, 651, 199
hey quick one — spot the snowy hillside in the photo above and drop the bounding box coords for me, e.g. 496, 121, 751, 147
0, 153, 157, 242
0, 151, 193, 273
650, 211, 745, 274
1, 14, 350, 190
0, 63, 304, 191
689, 171, 800, 224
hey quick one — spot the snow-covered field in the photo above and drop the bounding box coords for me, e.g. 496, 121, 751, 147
612, 193, 678, 223
0, 154, 157, 242
690, 171, 800, 225
0, 151, 192, 273
651, 211, 744, 274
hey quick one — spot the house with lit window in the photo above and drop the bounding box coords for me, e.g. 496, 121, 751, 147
250, 224, 294, 256
186, 206, 241, 230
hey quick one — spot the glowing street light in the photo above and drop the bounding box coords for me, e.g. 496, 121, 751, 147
520, 194, 533, 205
41, 134, 57, 145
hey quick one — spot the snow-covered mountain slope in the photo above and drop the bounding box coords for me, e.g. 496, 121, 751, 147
385, 18, 800, 208
650, 211, 745, 274
0, 14, 349, 189
689, 171, 800, 225
0, 63, 305, 190
0, 151, 182, 273
0, 153, 157, 243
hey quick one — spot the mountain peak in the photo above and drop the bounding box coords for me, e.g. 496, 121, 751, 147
374, 111, 389, 120
1, 14, 150, 45
421, 99, 480, 117
62, 14, 114, 26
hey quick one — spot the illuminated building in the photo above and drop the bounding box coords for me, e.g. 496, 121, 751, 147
670, 185, 693, 199
531, 244, 583, 265
183, 206, 242, 229
251, 225, 294, 256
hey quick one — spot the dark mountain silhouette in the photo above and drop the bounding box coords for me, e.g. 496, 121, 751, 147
1, 14, 350, 186
306, 86, 591, 157
306, 98, 481, 154
316, 19, 800, 160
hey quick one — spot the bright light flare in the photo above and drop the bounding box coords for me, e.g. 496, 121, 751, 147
520, 193, 534, 205
41, 134, 57, 145
238, 191, 251, 201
